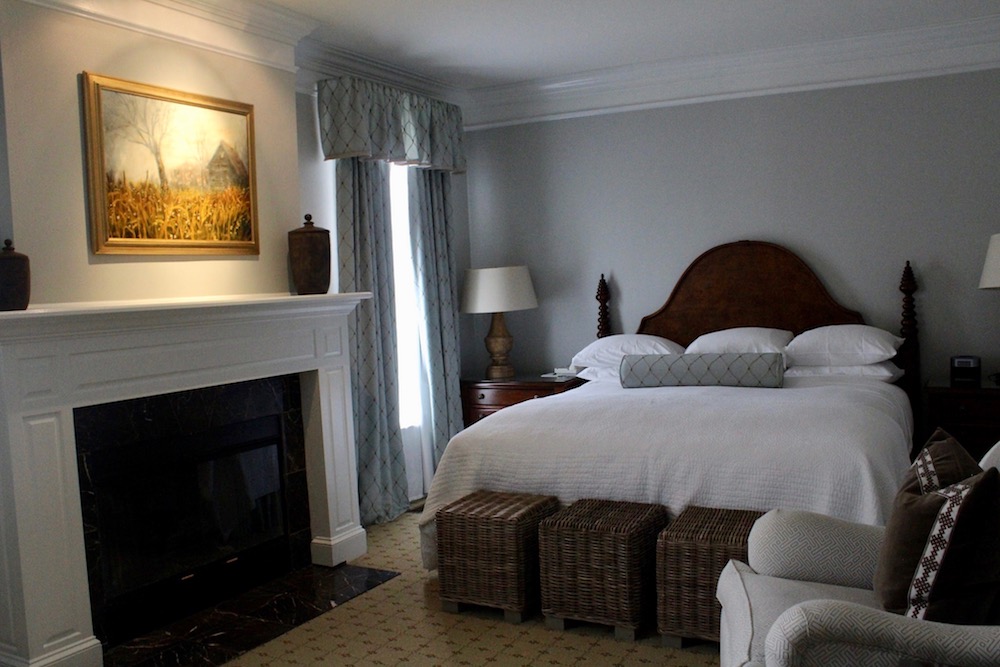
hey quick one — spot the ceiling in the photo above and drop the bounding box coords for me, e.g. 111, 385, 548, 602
270, 0, 1000, 127
272, 0, 1000, 92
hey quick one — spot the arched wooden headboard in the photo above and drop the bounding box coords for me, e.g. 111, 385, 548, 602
596, 240, 921, 450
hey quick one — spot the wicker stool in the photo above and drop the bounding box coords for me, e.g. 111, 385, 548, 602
539, 498, 669, 640
436, 490, 559, 623
656, 505, 765, 646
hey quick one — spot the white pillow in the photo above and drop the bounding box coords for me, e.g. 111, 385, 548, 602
980, 440, 1000, 471
785, 324, 903, 366
576, 365, 619, 382
570, 334, 685, 371
685, 327, 793, 355
784, 361, 904, 383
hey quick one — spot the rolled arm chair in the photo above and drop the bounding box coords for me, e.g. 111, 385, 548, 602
716, 508, 1000, 667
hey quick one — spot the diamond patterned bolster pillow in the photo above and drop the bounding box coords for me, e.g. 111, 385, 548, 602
619, 352, 784, 389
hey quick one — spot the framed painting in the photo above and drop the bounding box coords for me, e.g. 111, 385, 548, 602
82, 72, 259, 255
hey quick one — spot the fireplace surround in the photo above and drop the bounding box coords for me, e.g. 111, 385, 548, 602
0, 292, 369, 667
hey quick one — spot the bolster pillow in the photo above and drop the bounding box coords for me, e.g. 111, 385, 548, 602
619, 352, 784, 388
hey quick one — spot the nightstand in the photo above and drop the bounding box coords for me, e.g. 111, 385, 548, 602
460, 376, 585, 427
925, 385, 1000, 461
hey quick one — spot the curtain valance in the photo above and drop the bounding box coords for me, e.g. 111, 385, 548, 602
318, 76, 465, 173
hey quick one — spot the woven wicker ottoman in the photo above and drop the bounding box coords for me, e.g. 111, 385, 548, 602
656, 505, 765, 646
436, 490, 559, 623
539, 498, 669, 641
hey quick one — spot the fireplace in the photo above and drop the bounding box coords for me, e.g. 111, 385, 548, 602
74, 376, 312, 646
0, 292, 369, 667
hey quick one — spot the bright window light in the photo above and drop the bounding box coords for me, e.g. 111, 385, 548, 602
389, 163, 423, 429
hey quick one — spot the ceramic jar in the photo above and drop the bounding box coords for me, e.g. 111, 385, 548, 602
0, 239, 29, 310
288, 215, 331, 295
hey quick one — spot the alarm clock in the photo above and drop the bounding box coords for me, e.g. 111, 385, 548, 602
950, 355, 981, 388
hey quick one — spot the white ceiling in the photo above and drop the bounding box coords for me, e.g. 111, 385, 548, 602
269, 0, 1000, 127
273, 0, 1000, 90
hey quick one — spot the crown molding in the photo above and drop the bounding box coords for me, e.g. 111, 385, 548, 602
461, 14, 1000, 129
21, 0, 315, 72
294, 36, 466, 103
21, 1, 1000, 125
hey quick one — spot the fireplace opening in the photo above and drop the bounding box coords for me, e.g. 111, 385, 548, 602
74, 376, 312, 647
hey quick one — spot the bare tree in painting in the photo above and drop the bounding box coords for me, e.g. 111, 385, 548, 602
103, 91, 173, 189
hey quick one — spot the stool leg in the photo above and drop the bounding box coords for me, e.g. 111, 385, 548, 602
441, 600, 460, 614
503, 610, 525, 624
545, 615, 567, 631
615, 626, 637, 642
661, 634, 685, 648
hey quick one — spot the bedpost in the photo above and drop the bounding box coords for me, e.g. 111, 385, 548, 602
897, 261, 922, 457
597, 274, 611, 338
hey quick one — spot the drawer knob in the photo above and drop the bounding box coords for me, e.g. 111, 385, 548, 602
478, 393, 485, 400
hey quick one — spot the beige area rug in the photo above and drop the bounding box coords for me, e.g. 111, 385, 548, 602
226, 510, 721, 666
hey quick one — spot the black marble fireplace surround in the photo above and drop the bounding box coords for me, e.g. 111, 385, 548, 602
74, 375, 313, 647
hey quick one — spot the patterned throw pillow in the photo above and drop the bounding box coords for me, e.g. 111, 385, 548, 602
619, 352, 784, 388
874, 429, 1000, 623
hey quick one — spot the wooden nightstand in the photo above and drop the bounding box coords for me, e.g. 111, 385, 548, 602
460, 375, 585, 427
925, 385, 1000, 461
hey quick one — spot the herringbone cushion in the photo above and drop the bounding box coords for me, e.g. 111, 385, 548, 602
766, 598, 1000, 667
620, 352, 783, 389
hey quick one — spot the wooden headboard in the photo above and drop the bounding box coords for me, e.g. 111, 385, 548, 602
595, 240, 921, 447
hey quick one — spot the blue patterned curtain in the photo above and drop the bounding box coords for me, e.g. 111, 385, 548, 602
318, 77, 465, 172
335, 158, 409, 525
409, 168, 464, 470
319, 76, 465, 522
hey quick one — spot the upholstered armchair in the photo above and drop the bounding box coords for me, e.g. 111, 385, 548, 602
716, 508, 1000, 667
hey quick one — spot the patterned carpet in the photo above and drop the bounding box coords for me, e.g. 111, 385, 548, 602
226, 511, 721, 666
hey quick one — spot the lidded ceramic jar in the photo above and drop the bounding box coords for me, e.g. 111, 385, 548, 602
288, 214, 331, 295
0, 239, 29, 310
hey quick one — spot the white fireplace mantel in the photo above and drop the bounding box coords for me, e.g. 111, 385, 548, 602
0, 292, 371, 667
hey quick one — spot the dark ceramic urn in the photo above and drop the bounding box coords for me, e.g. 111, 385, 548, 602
288, 215, 331, 295
0, 239, 29, 310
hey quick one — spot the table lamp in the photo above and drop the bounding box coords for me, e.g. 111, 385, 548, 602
980, 233, 1000, 289
461, 265, 538, 379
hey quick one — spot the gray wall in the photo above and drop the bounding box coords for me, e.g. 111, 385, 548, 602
0, 49, 11, 243
463, 69, 1000, 386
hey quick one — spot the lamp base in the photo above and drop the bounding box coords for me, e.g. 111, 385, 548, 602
485, 363, 515, 380
484, 312, 516, 380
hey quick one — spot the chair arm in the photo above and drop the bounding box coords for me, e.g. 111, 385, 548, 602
766, 599, 1000, 667
748, 509, 883, 589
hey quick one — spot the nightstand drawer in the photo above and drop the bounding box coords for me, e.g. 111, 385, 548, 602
465, 386, 547, 406
926, 386, 1000, 461
461, 376, 585, 427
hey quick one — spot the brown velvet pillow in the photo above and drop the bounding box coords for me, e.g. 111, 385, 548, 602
874, 429, 1000, 623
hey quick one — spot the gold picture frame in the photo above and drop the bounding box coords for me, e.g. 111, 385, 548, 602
82, 72, 259, 255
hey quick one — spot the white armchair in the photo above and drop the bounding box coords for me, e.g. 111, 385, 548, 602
716, 508, 1000, 667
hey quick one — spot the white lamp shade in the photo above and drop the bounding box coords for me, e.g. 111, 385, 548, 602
461, 265, 538, 314
980, 233, 1000, 289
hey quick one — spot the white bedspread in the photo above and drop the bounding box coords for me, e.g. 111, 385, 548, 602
418, 376, 913, 569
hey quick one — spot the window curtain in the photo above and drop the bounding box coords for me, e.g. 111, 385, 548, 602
335, 158, 408, 525
318, 75, 465, 523
409, 167, 464, 473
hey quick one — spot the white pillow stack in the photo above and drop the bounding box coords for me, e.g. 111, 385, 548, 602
784, 324, 905, 382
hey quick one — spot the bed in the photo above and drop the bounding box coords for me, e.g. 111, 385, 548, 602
419, 240, 920, 570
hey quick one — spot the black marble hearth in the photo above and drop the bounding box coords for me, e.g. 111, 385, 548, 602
103, 563, 398, 667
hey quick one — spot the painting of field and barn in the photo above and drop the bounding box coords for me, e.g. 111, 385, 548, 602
83, 72, 258, 255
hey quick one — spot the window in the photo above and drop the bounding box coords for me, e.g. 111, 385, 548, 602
389, 164, 427, 499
